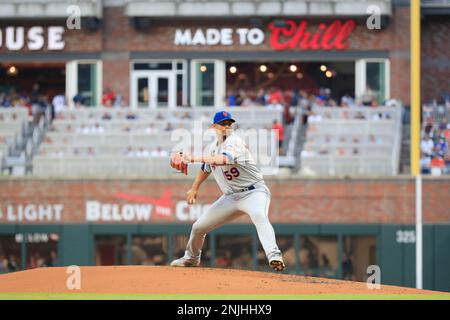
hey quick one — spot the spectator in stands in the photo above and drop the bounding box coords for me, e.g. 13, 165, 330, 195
7, 255, 18, 272
126, 111, 138, 120
164, 122, 174, 132
114, 93, 123, 108
267, 87, 284, 110
145, 123, 158, 134
317, 88, 331, 103
181, 112, 192, 119
308, 111, 323, 123
421, 134, 434, 160
91, 123, 105, 134
272, 120, 284, 154
0, 255, 7, 274
64, 124, 73, 133
283, 104, 294, 125
76, 124, 90, 134
301, 145, 316, 158
320, 254, 333, 277
52, 93, 66, 119
361, 86, 377, 107
101, 112, 112, 120
73, 93, 85, 107
87, 147, 96, 156
368, 134, 382, 144
136, 147, 150, 158
318, 145, 328, 155
216, 250, 233, 268
122, 124, 133, 132
371, 99, 380, 107
49, 148, 64, 157
307, 247, 319, 274
341, 93, 355, 108
124, 146, 136, 157
102, 87, 116, 107
226, 90, 237, 107
255, 88, 266, 106
151, 146, 168, 157
30, 83, 41, 109
435, 135, 448, 159
354, 111, 366, 120
420, 151, 431, 174
342, 252, 355, 280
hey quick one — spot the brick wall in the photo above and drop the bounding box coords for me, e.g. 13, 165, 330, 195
0, 178, 449, 225
421, 16, 450, 104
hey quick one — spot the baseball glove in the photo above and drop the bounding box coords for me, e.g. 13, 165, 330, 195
170, 152, 188, 175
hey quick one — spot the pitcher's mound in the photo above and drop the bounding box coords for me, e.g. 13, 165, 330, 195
0, 266, 444, 296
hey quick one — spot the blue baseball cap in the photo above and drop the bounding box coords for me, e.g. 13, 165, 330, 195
213, 110, 236, 125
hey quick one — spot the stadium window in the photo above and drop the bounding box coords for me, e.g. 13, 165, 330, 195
299, 235, 338, 279
343, 235, 377, 282
190, 60, 225, 107
94, 235, 126, 266
25, 233, 59, 270
131, 235, 168, 265
0, 235, 22, 273
215, 235, 253, 270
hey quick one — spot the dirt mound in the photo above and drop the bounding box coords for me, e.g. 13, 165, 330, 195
0, 266, 444, 295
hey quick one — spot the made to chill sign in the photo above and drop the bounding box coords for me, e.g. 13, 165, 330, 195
174, 19, 356, 50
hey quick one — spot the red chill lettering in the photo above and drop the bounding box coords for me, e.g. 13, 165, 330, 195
269, 19, 356, 51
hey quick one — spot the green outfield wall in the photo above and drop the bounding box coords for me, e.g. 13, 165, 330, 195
0, 223, 449, 292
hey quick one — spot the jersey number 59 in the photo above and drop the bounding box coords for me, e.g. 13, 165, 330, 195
224, 167, 240, 180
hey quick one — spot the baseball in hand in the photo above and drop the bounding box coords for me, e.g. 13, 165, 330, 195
186, 188, 197, 205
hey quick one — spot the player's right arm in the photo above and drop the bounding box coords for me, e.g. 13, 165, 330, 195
187, 169, 210, 205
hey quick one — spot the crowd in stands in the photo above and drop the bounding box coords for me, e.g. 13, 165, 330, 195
225, 87, 394, 109
420, 102, 450, 175
0, 84, 57, 124
226, 87, 399, 126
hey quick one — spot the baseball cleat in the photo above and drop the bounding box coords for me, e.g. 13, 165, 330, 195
169, 257, 200, 267
269, 257, 285, 272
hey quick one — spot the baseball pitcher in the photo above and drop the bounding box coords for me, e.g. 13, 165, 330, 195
169, 110, 285, 271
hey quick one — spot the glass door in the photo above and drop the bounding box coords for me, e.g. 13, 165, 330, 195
355, 59, 390, 105
150, 72, 175, 108
131, 71, 175, 108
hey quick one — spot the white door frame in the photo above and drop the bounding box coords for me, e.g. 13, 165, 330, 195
190, 59, 225, 108
130, 70, 176, 109
355, 59, 390, 103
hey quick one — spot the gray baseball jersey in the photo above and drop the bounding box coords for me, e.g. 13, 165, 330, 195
201, 132, 264, 195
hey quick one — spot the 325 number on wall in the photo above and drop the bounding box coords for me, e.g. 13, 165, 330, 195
396, 230, 416, 244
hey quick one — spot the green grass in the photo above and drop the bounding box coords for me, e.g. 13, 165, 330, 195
0, 293, 449, 300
